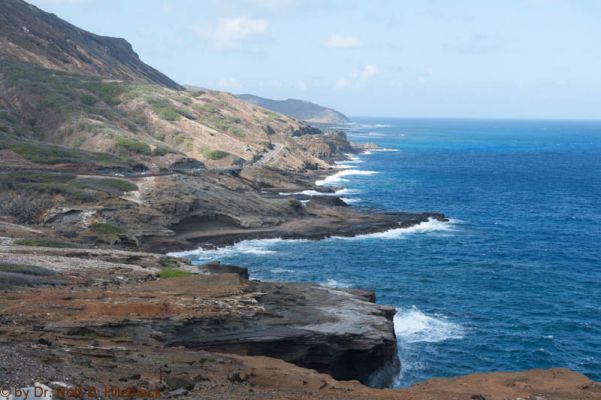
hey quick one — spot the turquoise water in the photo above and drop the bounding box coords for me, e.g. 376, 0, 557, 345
177, 118, 601, 387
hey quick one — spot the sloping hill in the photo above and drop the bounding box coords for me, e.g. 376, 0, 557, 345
0, 0, 182, 89
0, 59, 329, 170
0, 0, 340, 171
238, 94, 349, 124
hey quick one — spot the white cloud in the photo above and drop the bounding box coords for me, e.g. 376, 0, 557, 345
323, 34, 362, 49
360, 64, 378, 79
336, 64, 378, 88
205, 17, 269, 50
416, 68, 433, 85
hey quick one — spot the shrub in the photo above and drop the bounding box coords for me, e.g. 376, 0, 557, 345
154, 105, 180, 121
159, 268, 195, 279
85, 82, 126, 105
115, 137, 152, 155
89, 223, 126, 236
0, 191, 54, 223
73, 178, 138, 194
14, 239, 78, 248
150, 98, 196, 122
0, 263, 55, 276
152, 146, 173, 156
202, 149, 229, 160
9, 142, 125, 166
0, 172, 75, 186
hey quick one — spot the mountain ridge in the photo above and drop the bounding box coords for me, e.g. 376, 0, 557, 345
0, 0, 183, 89
238, 94, 350, 124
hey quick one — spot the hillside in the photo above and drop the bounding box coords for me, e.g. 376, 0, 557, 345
0, 0, 182, 89
238, 94, 350, 124
0, 59, 328, 171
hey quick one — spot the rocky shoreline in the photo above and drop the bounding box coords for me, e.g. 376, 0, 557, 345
1, 243, 600, 399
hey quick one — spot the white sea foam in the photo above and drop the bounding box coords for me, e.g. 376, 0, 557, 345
316, 169, 378, 186
335, 218, 456, 240
271, 268, 295, 274
394, 306, 465, 344
170, 219, 457, 262
168, 238, 307, 259
278, 188, 360, 197
342, 153, 364, 162
340, 197, 362, 204
320, 279, 352, 288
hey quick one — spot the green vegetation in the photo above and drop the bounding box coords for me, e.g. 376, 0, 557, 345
202, 149, 230, 160
115, 136, 152, 155
0, 110, 17, 124
152, 145, 174, 156
84, 82, 126, 106
8, 141, 126, 166
88, 223, 128, 244
73, 178, 138, 194
0, 172, 85, 198
14, 239, 78, 248
89, 223, 126, 236
193, 104, 246, 137
150, 98, 196, 122
0, 172, 137, 199
159, 267, 195, 279
0, 263, 55, 276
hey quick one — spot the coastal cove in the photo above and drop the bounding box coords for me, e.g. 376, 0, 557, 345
174, 117, 601, 387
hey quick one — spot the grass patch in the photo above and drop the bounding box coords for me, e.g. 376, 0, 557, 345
89, 223, 126, 236
84, 82, 126, 106
115, 137, 152, 155
150, 98, 196, 122
0, 171, 75, 185
0, 171, 88, 199
159, 267, 195, 279
202, 149, 230, 160
0, 263, 55, 276
73, 178, 138, 194
8, 141, 126, 166
152, 145, 174, 156
14, 239, 78, 248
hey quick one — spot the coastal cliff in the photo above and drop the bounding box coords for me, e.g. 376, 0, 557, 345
0, 1, 598, 399
1, 243, 600, 399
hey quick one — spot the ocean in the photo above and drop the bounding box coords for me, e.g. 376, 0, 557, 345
176, 118, 601, 387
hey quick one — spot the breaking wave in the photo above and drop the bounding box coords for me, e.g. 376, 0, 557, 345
316, 169, 378, 186
168, 238, 307, 260
394, 306, 465, 344
335, 218, 456, 240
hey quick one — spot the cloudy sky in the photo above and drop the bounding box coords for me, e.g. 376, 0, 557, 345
29, 0, 601, 119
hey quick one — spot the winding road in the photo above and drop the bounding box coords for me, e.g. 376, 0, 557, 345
254, 143, 284, 167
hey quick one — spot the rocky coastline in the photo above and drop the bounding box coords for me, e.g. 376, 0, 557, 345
0, 1, 599, 396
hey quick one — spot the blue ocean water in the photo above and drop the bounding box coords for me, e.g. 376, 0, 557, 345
177, 118, 601, 387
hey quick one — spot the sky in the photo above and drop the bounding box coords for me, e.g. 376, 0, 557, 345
28, 0, 601, 119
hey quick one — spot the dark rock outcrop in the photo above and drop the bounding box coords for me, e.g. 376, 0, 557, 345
162, 281, 400, 387
0, 0, 183, 89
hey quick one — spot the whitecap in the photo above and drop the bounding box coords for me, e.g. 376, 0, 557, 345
168, 238, 307, 260
279, 190, 324, 196
279, 188, 361, 197
320, 279, 352, 288
271, 268, 295, 274
316, 169, 378, 186
394, 306, 465, 344
335, 218, 456, 240
340, 197, 362, 204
